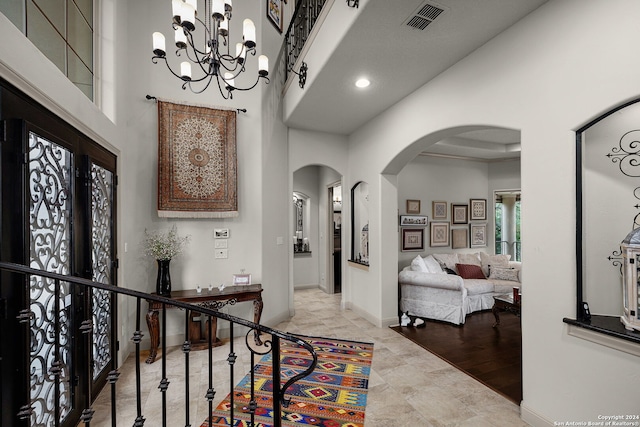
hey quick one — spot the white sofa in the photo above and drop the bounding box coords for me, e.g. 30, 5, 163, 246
398, 252, 521, 325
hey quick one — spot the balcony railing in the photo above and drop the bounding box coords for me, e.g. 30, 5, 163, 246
282, 0, 328, 86
0, 261, 317, 427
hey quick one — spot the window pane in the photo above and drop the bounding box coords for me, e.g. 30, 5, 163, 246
68, 47, 93, 100
0, 0, 26, 32
73, 0, 92, 29
68, 0, 92, 71
27, 1, 66, 73
32, 0, 65, 34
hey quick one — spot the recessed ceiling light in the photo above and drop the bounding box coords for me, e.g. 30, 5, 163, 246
355, 78, 370, 88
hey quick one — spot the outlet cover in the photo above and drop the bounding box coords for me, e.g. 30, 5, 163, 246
215, 249, 228, 259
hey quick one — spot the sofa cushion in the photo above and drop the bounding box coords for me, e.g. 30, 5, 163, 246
410, 255, 429, 272
464, 279, 495, 295
456, 263, 486, 279
492, 280, 519, 294
433, 253, 459, 271
423, 255, 444, 274
480, 253, 511, 276
489, 267, 519, 282
458, 252, 481, 266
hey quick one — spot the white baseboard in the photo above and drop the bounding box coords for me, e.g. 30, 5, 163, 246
521, 402, 553, 427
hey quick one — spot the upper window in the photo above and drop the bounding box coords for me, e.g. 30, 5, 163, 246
1, 0, 94, 100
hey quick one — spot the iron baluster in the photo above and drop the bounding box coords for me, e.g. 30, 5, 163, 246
133, 297, 145, 426
228, 321, 235, 424
53, 278, 61, 427
160, 302, 169, 426
183, 309, 191, 427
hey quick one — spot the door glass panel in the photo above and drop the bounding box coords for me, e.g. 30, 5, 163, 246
28, 131, 73, 426
90, 163, 113, 380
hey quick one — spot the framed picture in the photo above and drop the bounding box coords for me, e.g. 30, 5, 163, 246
470, 198, 487, 221
430, 222, 450, 247
406, 199, 421, 214
401, 228, 424, 251
233, 274, 252, 285
267, 0, 283, 33
399, 215, 428, 226
451, 204, 468, 224
214, 228, 229, 239
432, 201, 447, 220
451, 228, 468, 249
470, 223, 487, 248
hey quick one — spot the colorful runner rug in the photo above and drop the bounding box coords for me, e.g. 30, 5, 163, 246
200, 335, 374, 427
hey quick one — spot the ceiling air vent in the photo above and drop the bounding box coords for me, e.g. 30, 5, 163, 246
404, 2, 447, 31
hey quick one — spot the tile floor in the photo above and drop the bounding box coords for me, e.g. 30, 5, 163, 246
92, 288, 529, 426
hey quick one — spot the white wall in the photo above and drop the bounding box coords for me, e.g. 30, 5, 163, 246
342, 0, 640, 424
397, 155, 504, 268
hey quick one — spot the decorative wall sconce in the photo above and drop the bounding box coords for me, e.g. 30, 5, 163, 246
346, 0, 359, 8
289, 62, 308, 89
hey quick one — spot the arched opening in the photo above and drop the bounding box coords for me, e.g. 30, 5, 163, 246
292, 165, 343, 295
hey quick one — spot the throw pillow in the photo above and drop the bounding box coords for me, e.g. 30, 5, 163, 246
480, 252, 511, 276
489, 267, 520, 282
423, 255, 443, 274
410, 255, 429, 273
456, 263, 486, 279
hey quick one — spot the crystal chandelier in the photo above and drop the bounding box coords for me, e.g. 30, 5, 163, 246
152, 0, 269, 99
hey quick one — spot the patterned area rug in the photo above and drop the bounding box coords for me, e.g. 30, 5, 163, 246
200, 336, 374, 427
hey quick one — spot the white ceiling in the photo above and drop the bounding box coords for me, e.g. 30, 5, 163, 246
284, 0, 548, 159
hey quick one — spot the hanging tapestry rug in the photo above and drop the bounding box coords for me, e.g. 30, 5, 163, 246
157, 100, 238, 217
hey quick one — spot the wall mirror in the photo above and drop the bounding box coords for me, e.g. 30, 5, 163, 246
293, 192, 310, 253
576, 98, 640, 320
350, 181, 369, 265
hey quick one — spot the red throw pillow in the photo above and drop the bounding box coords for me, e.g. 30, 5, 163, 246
455, 263, 486, 279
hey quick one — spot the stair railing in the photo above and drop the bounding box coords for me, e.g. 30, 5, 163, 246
0, 261, 317, 427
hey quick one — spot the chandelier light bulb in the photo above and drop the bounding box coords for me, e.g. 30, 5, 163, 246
181, 3, 196, 31
225, 0, 233, 13
212, 0, 225, 19
219, 18, 228, 36
258, 55, 269, 76
180, 62, 192, 80
236, 43, 246, 63
172, 0, 182, 22
175, 27, 187, 48
243, 19, 256, 48
152, 32, 166, 56
224, 72, 235, 89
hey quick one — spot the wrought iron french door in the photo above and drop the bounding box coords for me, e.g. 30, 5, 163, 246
0, 79, 117, 427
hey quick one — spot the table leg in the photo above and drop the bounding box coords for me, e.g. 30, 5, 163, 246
492, 302, 501, 328
253, 296, 264, 345
203, 315, 223, 347
146, 309, 159, 363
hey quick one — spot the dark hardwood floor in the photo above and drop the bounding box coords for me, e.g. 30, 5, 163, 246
390, 309, 522, 404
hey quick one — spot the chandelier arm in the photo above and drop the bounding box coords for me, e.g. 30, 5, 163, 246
186, 74, 221, 96
215, 75, 232, 100
153, 55, 192, 82
228, 75, 269, 92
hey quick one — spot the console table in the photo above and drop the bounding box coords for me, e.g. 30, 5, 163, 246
146, 284, 263, 364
